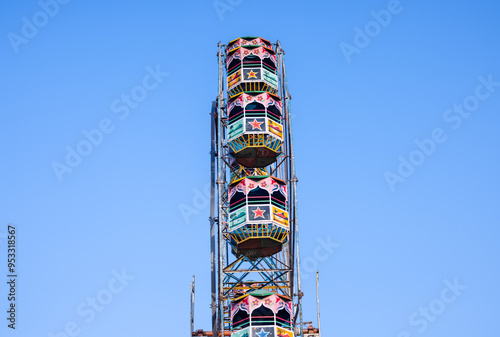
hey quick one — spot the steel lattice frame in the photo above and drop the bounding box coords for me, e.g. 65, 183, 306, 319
210, 41, 303, 337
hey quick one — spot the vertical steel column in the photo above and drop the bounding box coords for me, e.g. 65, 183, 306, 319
216, 42, 226, 337
277, 40, 303, 337
316, 271, 322, 337
210, 101, 217, 334
191, 275, 195, 337
275, 40, 294, 302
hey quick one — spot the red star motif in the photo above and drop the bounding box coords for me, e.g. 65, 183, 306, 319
247, 70, 258, 78
249, 119, 263, 130
252, 207, 266, 219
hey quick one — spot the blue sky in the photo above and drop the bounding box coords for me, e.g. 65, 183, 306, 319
1, 0, 499, 336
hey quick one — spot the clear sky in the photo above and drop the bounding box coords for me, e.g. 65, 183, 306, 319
1, 0, 499, 336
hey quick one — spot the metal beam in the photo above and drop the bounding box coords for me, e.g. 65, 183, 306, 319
210, 101, 217, 335
190, 275, 195, 337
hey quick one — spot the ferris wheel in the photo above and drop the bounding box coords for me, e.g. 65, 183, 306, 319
209, 37, 304, 337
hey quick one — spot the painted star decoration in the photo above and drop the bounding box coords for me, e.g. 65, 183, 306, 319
247, 69, 258, 78
252, 207, 266, 219
256, 328, 270, 337
249, 119, 263, 130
